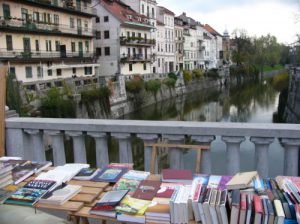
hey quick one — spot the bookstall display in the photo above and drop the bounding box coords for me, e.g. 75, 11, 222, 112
1, 157, 300, 224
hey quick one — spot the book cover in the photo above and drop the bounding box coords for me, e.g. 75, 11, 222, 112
226, 171, 258, 190
107, 163, 134, 170
161, 169, 193, 183
116, 195, 151, 215
122, 170, 150, 181
156, 184, 176, 198
23, 179, 56, 190
193, 174, 210, 185
112, 178, 140, 192
92, 167, 128, 183
207, 175, 222, 189
21, 161, 52, 174
132, 180, 161, 201
0, 185, 18, 204
11, 164, 36, 185
5, 188, 46, 206
0, 162, 13, 176
73, 168, 99, 180
39, 184, 81, 205
92, 190, 129, 208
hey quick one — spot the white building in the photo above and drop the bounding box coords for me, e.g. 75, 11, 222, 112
93, 0, 155, 79
0, 0, 99, 88
156, 6, 175, 73
174, 17, 184, 71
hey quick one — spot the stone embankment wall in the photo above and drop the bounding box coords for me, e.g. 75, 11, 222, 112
76, 77, 221, 119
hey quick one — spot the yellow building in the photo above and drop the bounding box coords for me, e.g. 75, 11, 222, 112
0, 0, 99, 89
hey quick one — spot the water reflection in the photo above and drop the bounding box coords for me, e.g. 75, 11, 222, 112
124, 81, 284, 176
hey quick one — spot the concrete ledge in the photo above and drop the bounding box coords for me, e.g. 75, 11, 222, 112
0, 205, 70, 224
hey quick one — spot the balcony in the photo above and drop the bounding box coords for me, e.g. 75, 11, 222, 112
120, 54, 155, 63
10, 0, 96, 17
5, 118, 300, 177
120, 36, 156, 47
0, 18, 94, 38
0, 49, 94, 62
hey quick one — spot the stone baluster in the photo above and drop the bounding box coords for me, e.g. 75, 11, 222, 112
6, 128, 24, 158
88, 132, 109, 168
137, 134, 159, 172
250, 137, 274, 178
281, 138, 300, 176
66, 131, 87, 163
191, 135, 215, 174
164, 135, 185, 169
111, 133, 132, 163
24, 129, 46, 162
44, 130, 66, 166
222, 136, 245, 175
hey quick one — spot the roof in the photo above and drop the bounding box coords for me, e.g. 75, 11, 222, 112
204, 24, 222, 37
177, 13, 198, 27
158, 6, 175, 16
99, 0, 153, 29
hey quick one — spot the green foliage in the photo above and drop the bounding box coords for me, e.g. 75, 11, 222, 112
6, 73, 22, 114
81, 86, 112, 103
272, 72, 289, 92
167, 72, 177, 81
163, 78, 176, 88
205, 69, 219, 79
193, 69, 204, 79
263, 64, 284, 72
125, 79, 144, 94
183, 70, 192, 83
145, 79, 161, 98
40, 87, 76, 118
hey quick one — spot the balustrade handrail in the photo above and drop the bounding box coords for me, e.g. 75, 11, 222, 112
5, 118, 300, 177
5, 118, 300, 138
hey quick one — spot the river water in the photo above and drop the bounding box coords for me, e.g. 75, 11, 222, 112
122, 81, 285, 177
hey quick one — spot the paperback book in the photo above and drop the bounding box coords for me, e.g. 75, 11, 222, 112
92, 167, 128, 183
73, 168, 99, 181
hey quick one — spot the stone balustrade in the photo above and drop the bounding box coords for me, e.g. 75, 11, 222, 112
5, 117, 300, 177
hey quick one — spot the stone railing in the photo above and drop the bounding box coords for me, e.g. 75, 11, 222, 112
5, 118, 300, 177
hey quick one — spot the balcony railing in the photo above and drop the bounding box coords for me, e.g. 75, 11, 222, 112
0, 18, 93, 37
120, 36, 156, 47
5, 118, 300, 177
0, 48, 93, 60
120, 54, 155, 63
16, 0, 96, 16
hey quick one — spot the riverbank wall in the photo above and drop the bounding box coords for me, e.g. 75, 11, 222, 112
76, 77, 222, 119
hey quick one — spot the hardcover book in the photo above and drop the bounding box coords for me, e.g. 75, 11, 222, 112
132, 180, 161, 200
73, 168, 99, 181
5, 179, 56, 206
92, 167, 128, 183
38, 184, 82, 205
226, 171, 258, 190
161, 169, 193, 184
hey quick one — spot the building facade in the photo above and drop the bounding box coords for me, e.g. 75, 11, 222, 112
93, 0, 155, 80
156, 6, 175, 73
174, 17, 184, 71
0, 0, 99, 88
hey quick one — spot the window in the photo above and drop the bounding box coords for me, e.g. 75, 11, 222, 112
71, 42, 76, 52
46, 40, 52, 51
158, 58, 160, 67
96, 31, 101, 39
56, 69, 62, 76
104, 47, 110, 56
151, 8, 155, 18
96, 47, 101, 56
35, 40, 39, 51
72, 68, 76, 75
143, 63, 147, 70
104, 16, 109, 22
48, 69, 52, 76
84, 21, 88, 31
54, 14, 59, 25
85, 41, 89, 52
141, 4, 144, 14
127, 31, 130, 37
6, 35, 13, 51
25, 66, 32, 78
132, 32, 135, 38
104, 30, 110, 39
70, 18, 75, 28
9, 67, 15, 75
33, 12, 39, 22
95, 17, 100, 23
37, 66, 43, 78
84, 67, 92, 75
3, 4, 10, 20
55, 41, 60, 51
129, 64, 133, 71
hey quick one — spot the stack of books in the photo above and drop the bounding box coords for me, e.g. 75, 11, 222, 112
0, 162, 13, 188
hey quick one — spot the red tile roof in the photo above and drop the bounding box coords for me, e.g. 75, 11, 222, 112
99, 0, 152, 28
204, 24, 222, 37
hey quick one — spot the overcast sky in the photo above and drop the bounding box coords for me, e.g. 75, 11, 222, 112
159, 0, 300, 44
